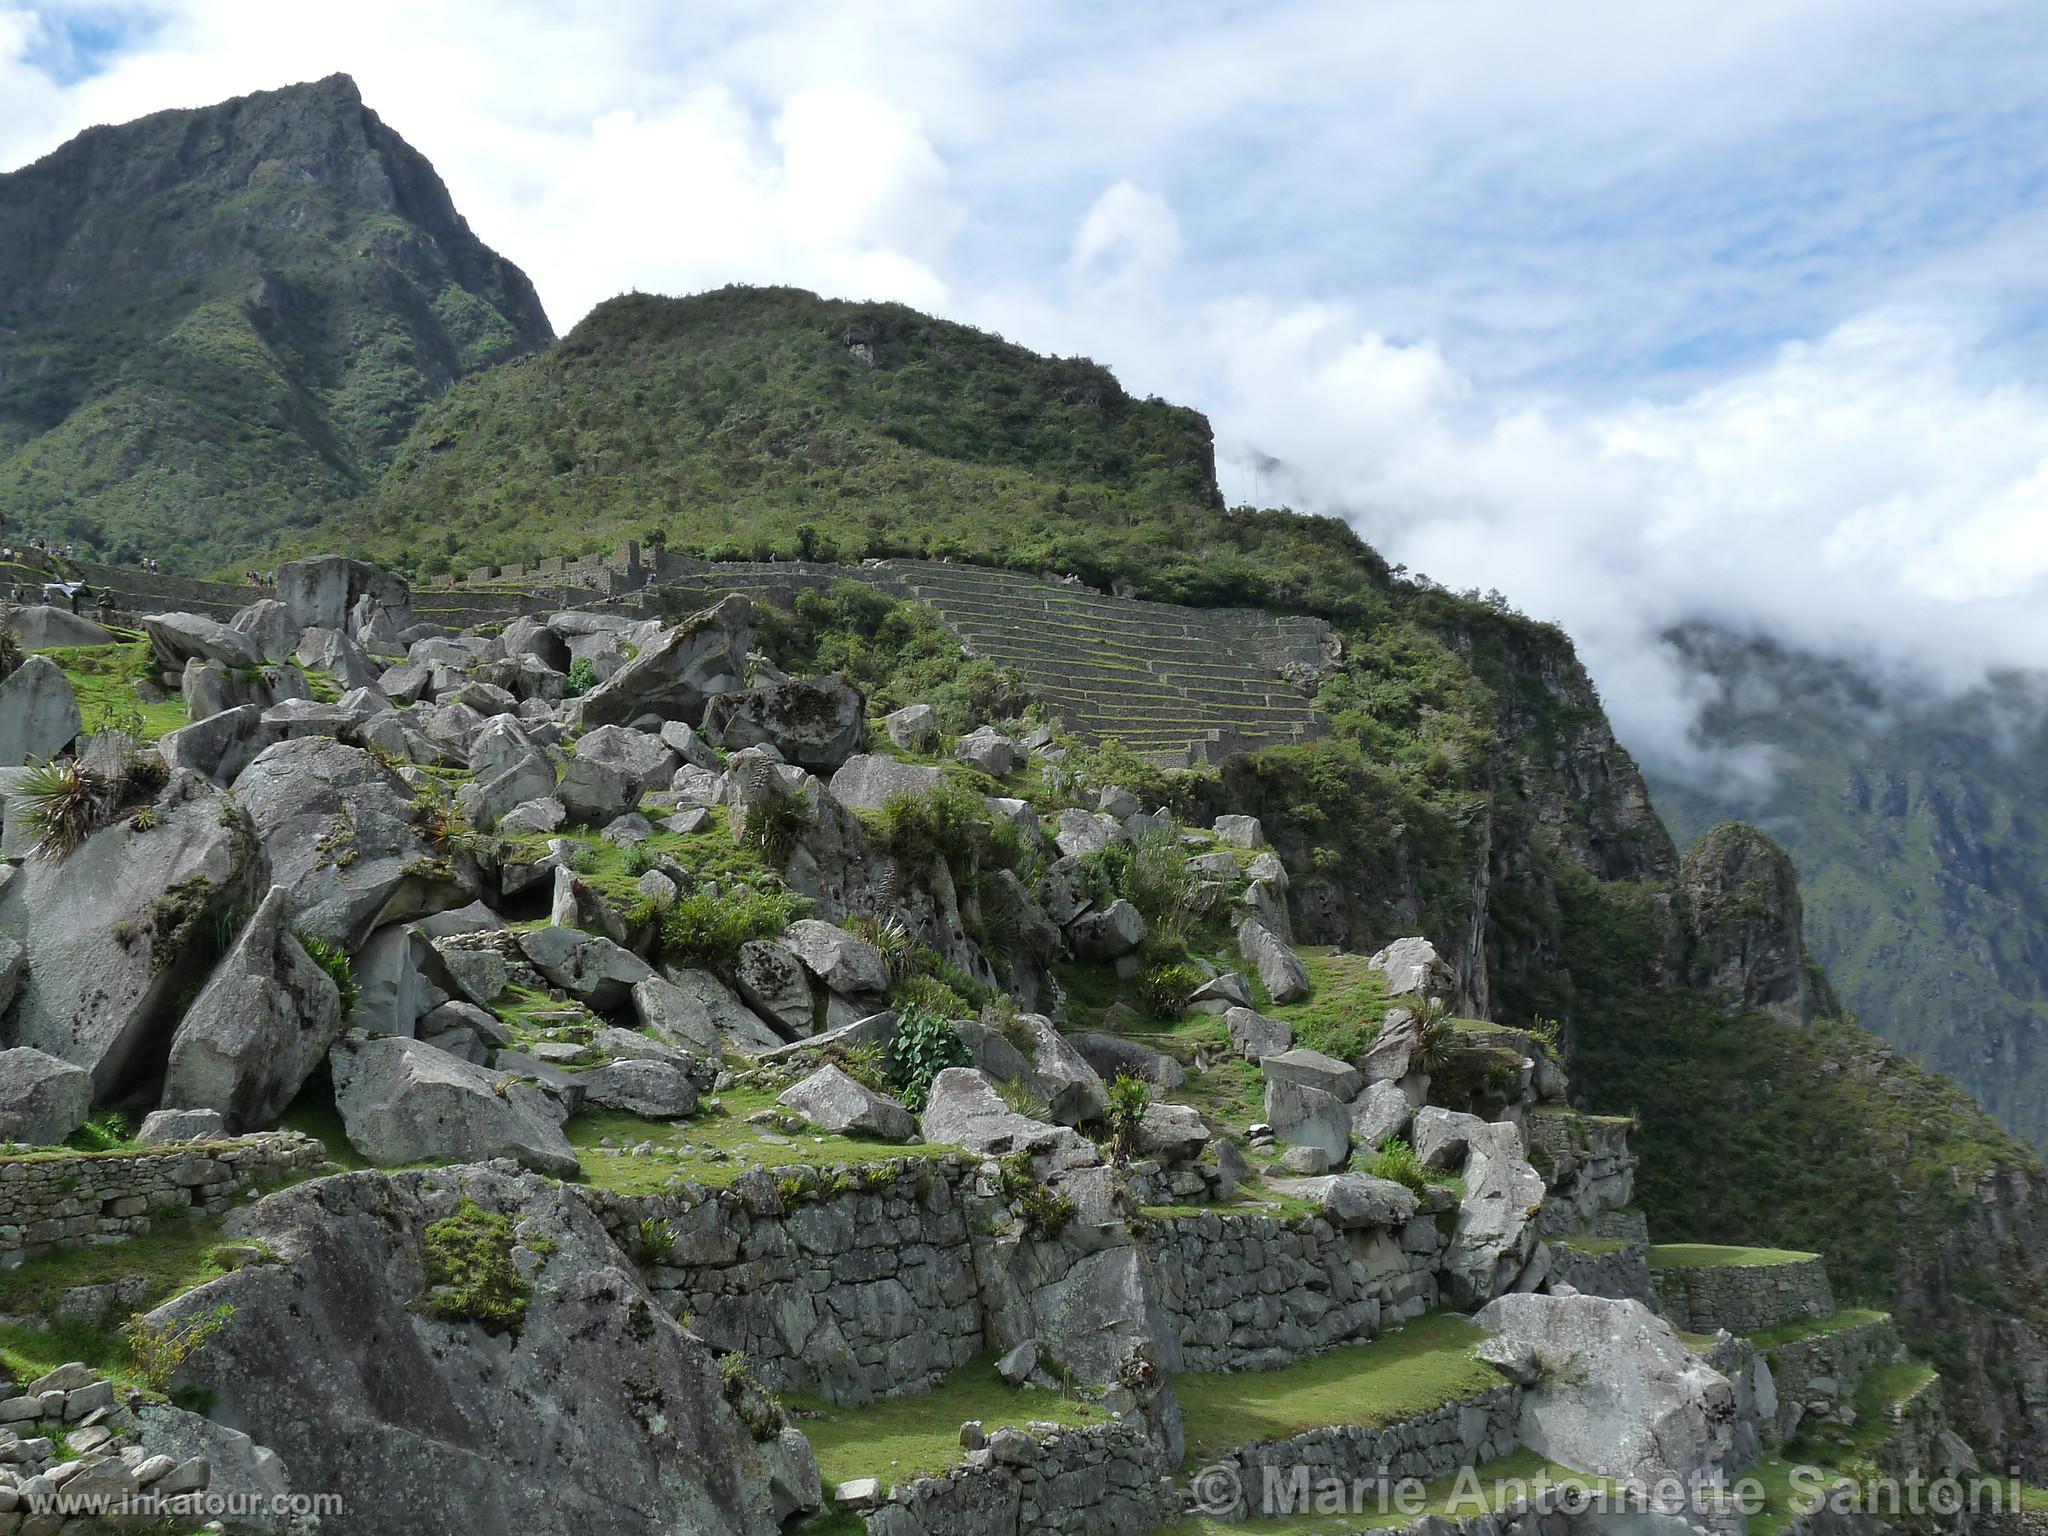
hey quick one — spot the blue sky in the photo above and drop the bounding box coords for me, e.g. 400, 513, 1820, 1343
6, 0, 2048, 779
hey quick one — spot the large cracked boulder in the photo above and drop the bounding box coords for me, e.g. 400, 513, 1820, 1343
778, 919, 889, 999
919, 1068, 1099, 1173
278, 557, 412, 634
0, 772, 259, 1098
516, 927, 653, 1012
1368, 936, 1454, 1000
574, 725, 680, 796
142, 611, 266, 673
144, 1164, 789, 1536
639, 971, 784, 1056
0, 1047, 91, 1145
778, 1064, 914, 1140
1417, 1108, 1547, 1306
3, 605, 114, 649
0, 655, 82, 766
1475, 1291, 1738, 1485
232, 599, 303, 664
703, 677, 865, 772
825, 754, 944, 813
161, 885, 344, 1131
1263, 1078, 1350, 1166
568, 595, 755, 730
236, 738, 476, 949
579, 1059, 699, 1119
1238, 918, 1310, 1003
330, 1034, 576, 1176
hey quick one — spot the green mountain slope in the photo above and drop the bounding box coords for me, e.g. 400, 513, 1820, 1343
0, 73, 552, 568
1653, 628, 2048, 1152
351, 286, 1389, 616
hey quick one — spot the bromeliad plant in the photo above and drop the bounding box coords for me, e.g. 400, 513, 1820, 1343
15, 757, 111, 862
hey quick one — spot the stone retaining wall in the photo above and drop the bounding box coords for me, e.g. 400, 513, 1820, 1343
1765, 1316, 1902, 1446
584, 1157, 989, 1405
1651, 1255, 1835, 1335
1189, 1385, 1522, 1522
1530, 1113, 1635, 1236
0, 1133, 325, 1263
1143, 1208, 1447, 1373
1548, 1239, 1652, 1305
858, 1415, 1177, 1536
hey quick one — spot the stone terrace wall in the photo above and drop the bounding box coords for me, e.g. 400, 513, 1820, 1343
1530, 1113, 1636, 1236
860, 1417, 1177, 1536
1191, 1385, 1522, 1522
1549, 1239, 1653, 1305
1651, 1255, 1836, 1335
0, 1133, 325, 1263
1144, 1208, 1446, 1372
1765, 1315, 1902, 1446
584, 1157, 989, 1406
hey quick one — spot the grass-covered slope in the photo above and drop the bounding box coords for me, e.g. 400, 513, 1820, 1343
1656, 627, 2048, 1152
356, 285, 1393, 613
0, 74, 553, 569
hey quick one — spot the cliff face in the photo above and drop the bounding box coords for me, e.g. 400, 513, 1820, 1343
0, 74, 553, 568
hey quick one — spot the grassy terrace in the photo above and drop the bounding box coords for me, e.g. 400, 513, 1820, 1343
1647, 1243, 1820, 1270
1745, 1360, 1945, 1536
37, 638, 185, 741
566, 1087, 957, 1194
1175, 1313, 1505, 1464
1749, 1308, 1891, 1351
790, 1355, 1107, 1489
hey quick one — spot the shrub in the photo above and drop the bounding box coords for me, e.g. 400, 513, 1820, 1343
997, 1076, 1049, 1120
846, 913, 921, 980
889, 1004, 970, 1112
0, 626, 18, 680
894, 971, 972, 1021
635, 1217, 678, 1265
740, 793, 810, 863
123, 1303, 235, 1394
71, 1109, 131, 1152
1105, 1073, 1152, 1164
1370, 1137, 1430, 1196
15, 757, 110, 861
659, 885, 807, 971
566, 657, 598, 695
623, 841, 660, 877
872, 779, 1012, 874
1136, 961, 1200, 1020
296, 932, 360, 1019
827, 1041, 894, 1094
419, 1200, 532, 1332
718, 1351, 786, 1441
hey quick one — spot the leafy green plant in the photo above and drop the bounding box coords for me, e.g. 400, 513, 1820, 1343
992, 1150, 1076, 1239
635, 1217, 678, 1265
296, 931, 361, 1019
566, 657, 598, 695
1370, 1137, 1430, 1196
1136, 961, 1201, 1020
418, 1201, 532, 1332
0, 625, 18, 680
623, 841, 660, 877
659, 885, 808, 971
123, 1302, 235, 1394
15, 757, 110, 861
740, 793, 810, 863
889, 1004, 970, 1113
71, 1109, 132, 1152
894, 971, 973, 1021
1415, 1003, 1456, 1073
718, 1351, 786, 1441
846, 913, 921, 981
1105, 1073, 1152, 1164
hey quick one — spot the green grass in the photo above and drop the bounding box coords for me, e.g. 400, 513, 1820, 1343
1156, 1450, 1605, 1535
37, 639, 186, 741
1175, 1312, 1505, 1463
1265, 950, 1392, 1062
1556, 1235, 1628, 1257
1749, 1308, 1891, 1351
789, 1354, 1106, 1489
275, 1084, 372, 1172
566, 1087, 956, 1194
0, 1214, 234, 1324
1647, 1243, 1820, 1270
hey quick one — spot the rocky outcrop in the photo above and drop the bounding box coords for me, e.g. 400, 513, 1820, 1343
1681, 822, 1834, 1026
779, 1064, 915, 1140
146, 1164, 790, 1536
0, 656, 81, 766
567, 596, 755, 729
161, 884, 344, 1130
0, 771, 259, 1098
329, 1034, 577, 1176
0, 1046, 90, 1145
703, 676, 864, 770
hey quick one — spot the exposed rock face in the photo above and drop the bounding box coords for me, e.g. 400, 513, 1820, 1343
1475, 1292, 1737, 1484
579, 1059, 699, 1119
236, 737, 475, 948
143, 611, 266, 672
826, 754, 944, 812
516, 926, 653, 1011
704, 677, 865, 771
1681, 822, 1834, 1025
779, 920, 889, 1000
161, 885, 344, 1130
2, 605, 114, 649
278, 557, 412, 635
329, 1034, 576, 1176
568, 596, 755, 730
1415, 1108, 1546, 1307
147, 1164, 786, 1536
919, 1069, 1098, 1172
1238, 918, 1310, 1003
778, 1064, 915, 1140
0, 1046, 91, 1145
0, 655, 81, 766
1069, 899, 1148, 960
1369, 936, 1454, 1000
0, 772, 259, 1098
